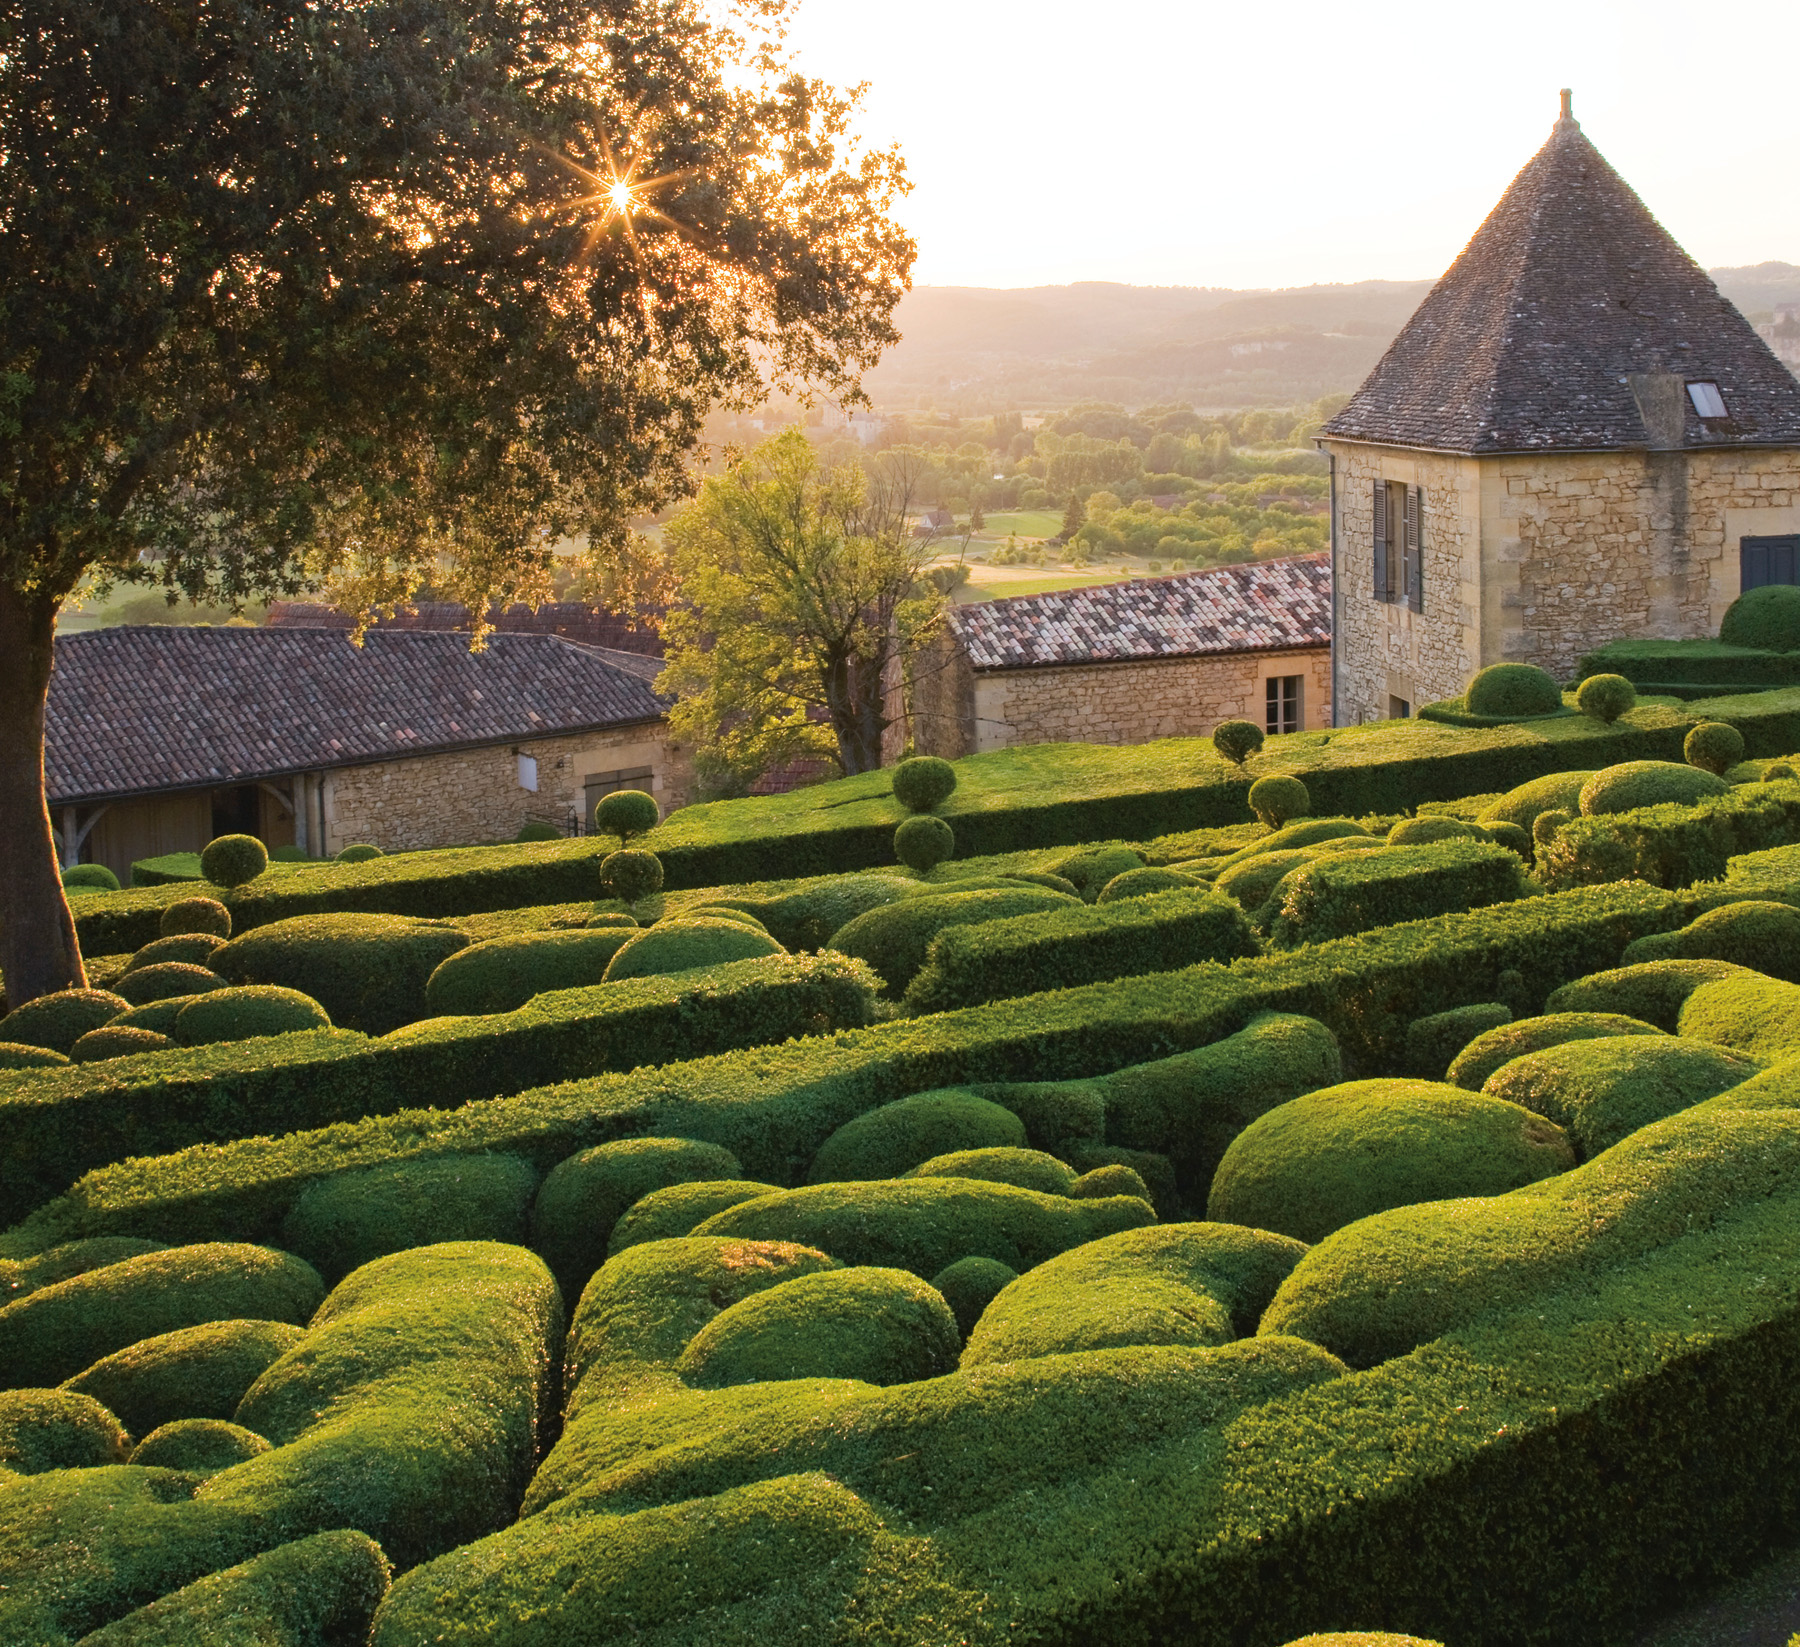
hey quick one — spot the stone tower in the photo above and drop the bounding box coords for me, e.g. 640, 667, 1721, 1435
1320, 92, 1800, 724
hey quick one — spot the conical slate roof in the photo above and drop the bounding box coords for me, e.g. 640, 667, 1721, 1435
1323, 102, 1800, 454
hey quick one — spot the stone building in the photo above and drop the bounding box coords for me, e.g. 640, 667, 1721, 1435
46, 626, 691, 881
1319, 93, 1800, 724
910, 554, 1331, 757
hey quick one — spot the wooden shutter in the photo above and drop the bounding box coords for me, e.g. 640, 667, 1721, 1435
1372, 480, 1388, 603
1405, 485, 1423, 613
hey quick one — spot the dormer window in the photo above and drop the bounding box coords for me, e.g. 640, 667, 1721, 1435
1687, 381, 1728, 419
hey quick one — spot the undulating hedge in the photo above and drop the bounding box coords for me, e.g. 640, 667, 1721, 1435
1537, 781, 1800, 890
1578, 636, 1800, 696
0, 953, 876, 1224
1265, 840, 1533, 948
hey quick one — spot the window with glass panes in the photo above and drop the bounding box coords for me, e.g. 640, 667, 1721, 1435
1265, 674, 1303, 735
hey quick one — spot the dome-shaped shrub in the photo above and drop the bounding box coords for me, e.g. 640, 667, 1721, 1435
174, 985, 332, 1045
0, 989, 131, 1054
61, 863, 120, 893
678, 905, 769, 932
584, 911, 639, 930
605, 1179, 783, 1257
1212, 718, 1265, 766
1386, 815, 1486, 847
109, 995, 203, 1037
0, 1042, 70, 1071
678, 1266, 959, 1388
601, 917, 783, 983
1402, 1001, 1513, 1079
1048, 845, 1144, 901
594, 788, 660, 846
1544, 958, 1757, 1031
129, 1417, 270, 1473
114, 960, 226, 1007
930, 1255, 1018, 1339
514, 820, 562, 843
1444, 1011, 1665, 1091
160, 897, 231, 939
1070, 1162, 1154, 1202
829, 886, 1075, 994
1575, 672, 1637, 723
1465, 662, 1563, 718
1248, 774, 1309, 830
1720, 581, 1800, 651
200, 833, 268, 887
1620, 899, 1800, 983
63, 1317, 303, 1438
334, 842, 383, 864
1485, 820, 1531, 860
0, 1388, 128, 1475
1094, 866, 1202, 904
126, 933, 226, 972
423, 927, 639, 1016
1215, 848, 1322, 911
1684, 719, 1745, 776
600, 847, 664, 904
1577, 760, 1729, 815
1766, 760, 1798, 782
1533, 809, 1572, 845
892, 755, 958, 812
895, 813, 954, 873
809, 1091, 1026, 1184
1479, 771, 1595, 833
1206, 1079, 1575, 1244
70, 1024, 174, 1062
905, 1146, 1080, 1197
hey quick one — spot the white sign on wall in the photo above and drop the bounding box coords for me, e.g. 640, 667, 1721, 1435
516, 754, 539, 793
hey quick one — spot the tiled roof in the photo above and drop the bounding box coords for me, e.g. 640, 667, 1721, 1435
47, 627, 668, 804
266, 599, 666, 656
951, 555, 1330, 672
1323, 111, 1800, 455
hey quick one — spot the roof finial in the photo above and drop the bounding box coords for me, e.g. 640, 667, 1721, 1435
1557, 88, 1577, 128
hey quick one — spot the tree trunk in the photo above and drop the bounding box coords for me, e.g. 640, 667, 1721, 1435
0, 584, 86, 1009
824, 647, 885, 775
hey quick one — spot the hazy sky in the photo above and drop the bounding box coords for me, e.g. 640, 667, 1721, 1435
785, 0, 1797, 290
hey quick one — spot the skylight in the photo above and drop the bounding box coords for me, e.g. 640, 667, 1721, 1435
1687, 381, 1728, 419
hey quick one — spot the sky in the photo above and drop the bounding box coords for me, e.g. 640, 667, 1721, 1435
784, 0, 1799, 291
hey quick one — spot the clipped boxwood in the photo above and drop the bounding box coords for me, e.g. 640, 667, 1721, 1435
175, 986, 332, 1045
0, 1236, 167, 1298
160, 897, 231, 939
1620, 898, 1800, 982
1385, 816, 1484, 847
831, 885, 1076, 995
64, 1318, 306, 1439
602, 917, 784, 983
114, 961, 226, 1007
1096, 866, 1202, 903
1478, 770, 1595, 832
70, 1025, 174, 1063
1465, 663, 1563, 719
63, 864, 121, 893
1445, 1012, 1666, 1091
1047, 845, 1145, 900
1249, 774, 1310, 830
0, 1387, 128, 1473
129, 1417, 271, 1473
606, 1180, 784, 1257
808, 1091, 1026, 1184
1676, 974, 1800, 1062
892, 756, 958, 813
423, 927, 639, 1016
201, 834, 268, 889
1266, 841, 1531, 949
1578, 761, 1729, 815
1544, 958, 1758, 1030
0, 1042, 68, 1071
906, 1146, 1080, 1198
1402, 1003, 1512, 1080
894, 814, 955, 873
1719, 581, 1800, 650
0, 989, 130, 1054
124, 933, 227, 972
929, 1255, 1018, 1339
1207, 1080, 1575, 1244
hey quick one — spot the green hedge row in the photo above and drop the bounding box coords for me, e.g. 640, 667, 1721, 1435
1538, 780, 1800, 890
1265, 839, 1533, 948
0, 954, 876, 1225
0, 881, 1698, 1257
1579, 637, 1800, 693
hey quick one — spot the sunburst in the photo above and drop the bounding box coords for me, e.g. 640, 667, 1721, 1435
548, 134, 698, 274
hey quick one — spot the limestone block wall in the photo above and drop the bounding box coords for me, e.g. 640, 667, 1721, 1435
322, 721, 692, 855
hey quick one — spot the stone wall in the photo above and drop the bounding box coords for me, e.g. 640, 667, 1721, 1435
322, 721, 692, 855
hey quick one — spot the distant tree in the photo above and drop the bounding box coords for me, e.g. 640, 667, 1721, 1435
0, 0, 912, 1004
658, 432, 949, 779
1060, 493, 1087, 541
968, 500, 985, 530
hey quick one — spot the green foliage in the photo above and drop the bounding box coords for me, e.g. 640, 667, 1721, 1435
175, 986, 332, 1044
962, 1222, 1306, 1368
107, 995, 205, 1036
0, 1387, 128, 1473
1402, 1002, 1513, 1079
892, 756, 958, 813
201, 835, 269, 889
65, 1318, 305, 1439
64, 863, 120, 892
423, 928, 637, 1016
71, 1529, 391, 1647
1621, 898, 1800, 981
70, 1024, 174, 1062
679, 1265, 959, 1388
906, 1147, 1079, 1197
680, 904, 769, 931
1385, 815, 1484, 846
281, 1153, 538, 1281
1684, 719, 1746, 775
1249, 774, 1310, 830
1768, 760, 1798, 781
1479, 771, 1594, 832
1720, 582, 1800, 650
929, 1255, 1017, 1339
127, 933, 227, 971
695, 873, 915, 951
130, 1418, 271, 1473
515, 820, 563, 844
1048, 845, 1146, 900
1578, 760, 1730, 814
0, 1040, 68, 1070
1209, 819, 1372, 876
1445, 1012, 1665, 1091
1575, 672, 1637, 723
832, 885, 1074, 995
602, 917, 784, 982
1, 987, 131, 1052
1544, 958, 1756, 1030
1266, 841, 1532, 950
600, 847, 665, 904
606, 1180, 783, 1257
1484, 820, 1531, 860
114, 960, 225, 1006
1208, 1079, 1575, 1244
894, 813, 955, 872
1465, 663, 1563, 719
1094, 865, 1201, 902
1533, 809, 1572, 845
335, 844, 384, 865
0, 1242, 324, 1388
1212, 719, 1265, 767
1677, 974, 1800, 1061
0, 1236, 167, 1297
160, 898, 231, 939
809, 1091, 1026, 1183
531, 1137, 744, 1299
593, 790, 663, 850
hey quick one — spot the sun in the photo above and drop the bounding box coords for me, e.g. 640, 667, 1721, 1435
607, 179, 634, 214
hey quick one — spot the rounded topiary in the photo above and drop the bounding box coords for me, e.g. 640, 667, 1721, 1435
1621, 899, 1800, 983
1403, 1001, 1513, 1079
1720, 582, 1800, 651
829, 886, 1075, 995
809, 1091, 1025, 1184
334, 842, 383, 864
61, 863, 120, 893
929, 1255, 1019, 1339
109, 996, 204, 1037
173, 985, 332, 1045
679, 1265, 960, 1389
126, 933, 226, 972
1684, 720, 1745, 776
129, 1418, 271, 1473
1049, 845, 1145, 901
200, 833, 268, 888
1206, 1079, 1575, 1244
678, 905, 769, 932
1248, 774, 1309, 831
0, 1388, 129, 1475
1070, 1162, 1154, 1202
1464, 662, 1563, 719
594, 788, 660, 847
1444, 1011, 1666, 1091
892, 755, 958, 813
1575, 672, 1637, 723
113, 961, 226, 1007
514, 820, 562, 843
1544, 958, 1756, 1031
423, 927, 639, 1016
70, 1025, 174, 1062
585, 911, 639, 930
160, 897, 232, 939
895, 813, 955, 873
605, 1179, 784, 1257
600, 917, 783, 984
1766, 760, 1798, 782
1094, 866, 1203, 904
1485, 820, 1532, 860
1577, 760, 1730, 815
0, 1042, 70, 1071
905, 1146, 1079, 1198
1533, 809, 1572, 846
1479, 771, 1595, 833
600, 848, 665, 904
0, 989, 131, 1054
1212, 719, 1265, 766
62, 1317, 304, 1438
1386, 815, 1486, 847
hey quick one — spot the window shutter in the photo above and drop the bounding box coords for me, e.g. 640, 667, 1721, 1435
1372, 480, 1388, 603
1405, 485, 1423, 613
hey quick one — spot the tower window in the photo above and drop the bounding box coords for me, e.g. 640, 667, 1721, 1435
1373, 481, 1424, 612
1265, 675, 1303, 736
1687, 381, 1727, 419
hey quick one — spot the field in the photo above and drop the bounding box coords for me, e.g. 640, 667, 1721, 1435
6, 699, 1800, 1646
